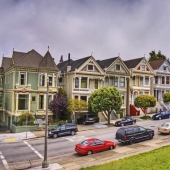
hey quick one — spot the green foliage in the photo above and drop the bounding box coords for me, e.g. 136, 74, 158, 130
148, 50, 166, 62
68, 99, 88, 113
134, 94, 156, 109
80, 145, 170, 170
163, 92, 170, 103
116, 110, 123, 118
17, 112, 35, 126
140, 115, 151, 120
88, 86, 122, 124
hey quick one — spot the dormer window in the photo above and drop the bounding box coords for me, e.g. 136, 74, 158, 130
163, 66, 167, 71
87, 65, 94, 71
115, 65, 120, 70
141, 65, 146, 71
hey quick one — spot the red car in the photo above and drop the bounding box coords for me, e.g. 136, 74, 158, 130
75, 138, 116, 155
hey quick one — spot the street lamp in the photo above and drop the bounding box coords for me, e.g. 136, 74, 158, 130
42, 76, 49, 168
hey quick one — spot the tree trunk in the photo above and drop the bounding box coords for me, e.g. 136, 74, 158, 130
108, 111, 111, 125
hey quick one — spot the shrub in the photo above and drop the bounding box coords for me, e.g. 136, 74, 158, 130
17, 112, 35, 126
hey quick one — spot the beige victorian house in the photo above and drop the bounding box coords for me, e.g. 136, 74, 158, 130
97, 57, 130, 116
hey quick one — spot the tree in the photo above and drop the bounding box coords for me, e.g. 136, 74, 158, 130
134, 94, 156, 115
148, 50, 166, 62
88, 86, 122, 124
163, 92, 170, 103
68, 99, 88, 118
49, 88, 68, 121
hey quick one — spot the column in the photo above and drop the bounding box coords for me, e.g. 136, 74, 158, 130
126, 78, 130, 116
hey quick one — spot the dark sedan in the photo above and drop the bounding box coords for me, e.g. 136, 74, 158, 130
114, 117, 136, 127
152, 111, 170, 120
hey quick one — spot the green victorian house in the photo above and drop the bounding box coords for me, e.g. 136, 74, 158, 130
0, 49, 59, 130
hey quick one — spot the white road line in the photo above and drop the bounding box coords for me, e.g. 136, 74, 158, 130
24, 141, 44, 159
0, 151, 9, 170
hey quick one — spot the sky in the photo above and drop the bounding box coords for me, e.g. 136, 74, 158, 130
0, 0, 170, 65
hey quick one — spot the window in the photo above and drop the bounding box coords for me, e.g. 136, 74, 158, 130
145, 76, 149, 85
115, 65, 120, 70
141, 65, 146, 71
18, 94, 28, 110
40, 74, 45, 86
87, 65, 94, 71
81, 77, 87, 88
114, 77, 118, 87
59, 77, 63, 86
49, 76, 53, 86
104, 77, 109, 86
39, 95, 44, 109
163, 66, 167, 71
166, 76, 170, 84
48, 95, 52, 109
75, 77, 79, 88
80, 96, 87, 102
120, 77, 125, 87
155, 76, 158, 84
122, 95, 124, 104
94, 79, 98, 89
162, 77, 165, 84
132, 76, 135, 85
32, 96, 36, 102
140, 77, 143, 85
20, 73, 26, 85
75, 96, 78, 99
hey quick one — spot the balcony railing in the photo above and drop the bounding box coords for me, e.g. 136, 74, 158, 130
15, 84, 31, 89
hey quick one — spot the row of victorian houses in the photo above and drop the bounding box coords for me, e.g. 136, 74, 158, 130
0, 48, 169, 130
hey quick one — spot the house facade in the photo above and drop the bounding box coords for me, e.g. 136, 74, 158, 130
124, 57, 154, 105
97, 57, 130, 116
0, 49, 59, 130
149, 59, 170, 101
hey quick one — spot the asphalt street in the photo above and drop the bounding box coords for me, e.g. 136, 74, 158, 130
0, 119, 170, 169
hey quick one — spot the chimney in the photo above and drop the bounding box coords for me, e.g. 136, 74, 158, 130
67, 53, 71, 72
60, 55, 63, 63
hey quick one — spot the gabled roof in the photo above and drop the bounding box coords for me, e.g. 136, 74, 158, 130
1, 57, 11, 70
124, 57, 144, 68
149, 59, 166, 70
97, 57, 118, 69
12, 51, 26, 64
15, 49, 43, 67
39, 51, 58, 69
57, 56, 91, 73
57, 59, 73, 73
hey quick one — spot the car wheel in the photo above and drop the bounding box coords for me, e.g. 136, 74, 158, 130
71, 131, 75, 136
149, 133, 153, 139
159, 117, 161, 120
53, 134, 58, 138
87, 150, 92, 155
121, 123, 124, 127
109, 145, 114, 150
129, 138, 136, 145
169, 115, 170, 118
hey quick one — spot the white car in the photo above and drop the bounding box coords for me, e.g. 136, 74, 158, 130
158, 123, 170, 134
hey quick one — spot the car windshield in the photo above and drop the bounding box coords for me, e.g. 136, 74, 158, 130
80, 140, 90, 146
162, 123, 169, 127
122, 118, 126, 121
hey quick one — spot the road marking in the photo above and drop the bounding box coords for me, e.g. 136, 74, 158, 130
0, 151, 9, 169
62, 136, 87, 142
23, 141, 44, 159
4, 138, 16, 143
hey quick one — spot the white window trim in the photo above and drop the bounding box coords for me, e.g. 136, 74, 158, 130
87, 64, 94, 71
19, 72, 27, 85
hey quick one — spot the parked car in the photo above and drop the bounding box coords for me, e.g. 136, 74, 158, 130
75, 138, 116, 155
152, 111, 170, 120
48, 123, 78, 138
77, 114, 95, 124
115, 126, 154, 145
158, 122, 170, 134
114, 117, 136, 126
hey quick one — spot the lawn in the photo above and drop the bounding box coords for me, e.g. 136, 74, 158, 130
80, 145, 170, 170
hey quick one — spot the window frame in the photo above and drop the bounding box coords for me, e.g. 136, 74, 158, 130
20, 72, 26, 85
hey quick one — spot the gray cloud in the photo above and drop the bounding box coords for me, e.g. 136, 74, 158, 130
0, 0, 170, 64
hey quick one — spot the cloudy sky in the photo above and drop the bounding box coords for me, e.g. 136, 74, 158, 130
0, 0, 170, 64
